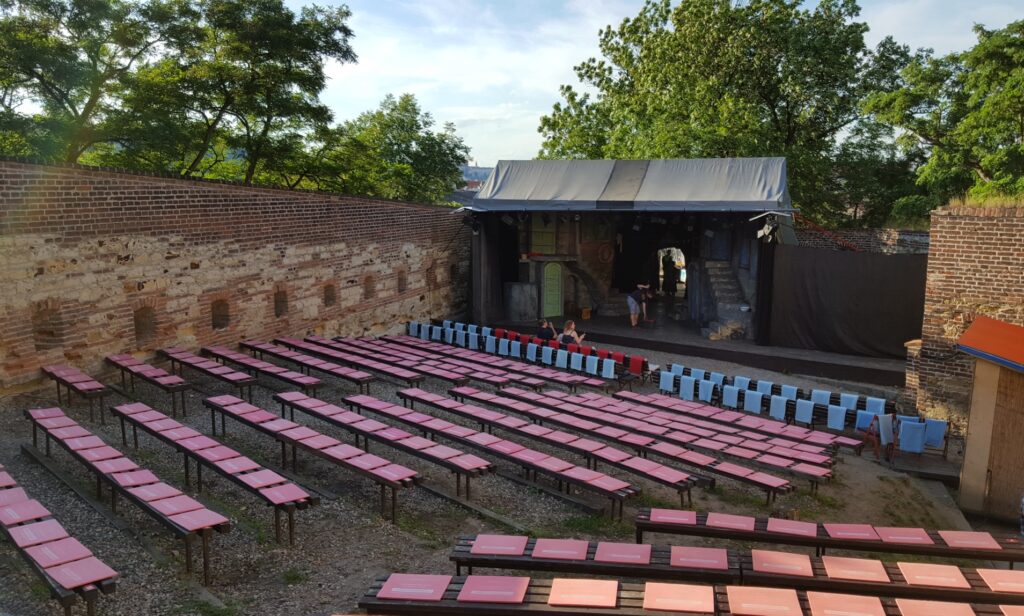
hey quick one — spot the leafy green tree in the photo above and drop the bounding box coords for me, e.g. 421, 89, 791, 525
538, 0, 915, 224
865, 20, 1024, 200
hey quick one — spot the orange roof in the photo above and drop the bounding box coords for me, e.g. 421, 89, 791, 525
958, 316, 1024, 373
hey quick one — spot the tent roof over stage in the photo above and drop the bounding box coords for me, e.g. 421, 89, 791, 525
472, 157, 792, 212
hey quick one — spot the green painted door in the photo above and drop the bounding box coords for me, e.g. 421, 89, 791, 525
542, 262, 563, 318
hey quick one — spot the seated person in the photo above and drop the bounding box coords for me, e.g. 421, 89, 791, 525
536, 319, 557, 341
560, 320, 585, 345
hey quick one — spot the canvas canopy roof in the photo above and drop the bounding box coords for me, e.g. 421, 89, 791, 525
472, 157, 792, 212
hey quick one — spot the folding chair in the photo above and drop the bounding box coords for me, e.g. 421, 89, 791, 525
443, 320, 452, 329
780, 384, 799, 400
866, 396, 886, 414
827, 404, 847, 431
419, 325, 430, 340
722, 385, 740, 409
468, 333, 480, 350
690, 368, 706, 382
541, 346, 554, 365
455, 331, 467, 347
467, 324, 478, 335
795, 399, 814, 425
811, 389, 832, 406
549, 340, 561, 350
854, 410, 876, 432
769, 395, 788, 422
709, 372, 725, 388
526, 343, 538, 363
839, 393, 859, 411
580, 345, 593, 356
878, 414, 895, 460
733, 375, 751, 390
596, 349, 610, 361
600, 359, 616, 380
481, 327, 492, 338
569, 352, 584, 372
408, 321, 420, 336
455, 322, 466, 332
756, 380, 774, 396
509, 340, 522, 359
431, 325, 443, 341
743, 391, 764, 414
658, 371, 676, 394
555, 350, 569, 369
494, 328, 505, 339
485, 336, 497, 354
679, 376, 697, 402
444, 328, 455, 344
896, 420, 926, 458
897, 414, 920, 426
924, 418, 949, 456
497, 338, 510, 356
567, 343, 579, 355
670, 363, 685, 376
698, 379, 715, 403
585, 355, 599, 376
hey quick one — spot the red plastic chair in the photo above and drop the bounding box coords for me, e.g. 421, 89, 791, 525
532, 337, 544, 346
567, 343, 579, 354
549, 340, 561, 350
611, 351, 625, 364
494, 328, 506, 339
628, 355, 645, 376
580, 345, 593, 356
506, 331, 518, 341
597, 349, 610, 360
519, 334, 531, 345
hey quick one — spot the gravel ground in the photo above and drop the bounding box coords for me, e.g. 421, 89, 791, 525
0, 340, 950, 615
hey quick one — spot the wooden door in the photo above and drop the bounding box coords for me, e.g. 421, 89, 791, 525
986, 369, 1024, 518
542, 262, 563, 318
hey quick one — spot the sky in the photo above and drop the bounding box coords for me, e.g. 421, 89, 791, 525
292, 0, 1021, 167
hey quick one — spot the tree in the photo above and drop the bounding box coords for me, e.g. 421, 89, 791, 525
865, 20, 1024, 200
538, 0, 915, 224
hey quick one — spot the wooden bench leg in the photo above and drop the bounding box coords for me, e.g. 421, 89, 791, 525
274, 508, 282, 544
183, 455, 190, 490
288, 507, 295, 547
184, 535, 193, 574
119, 416, 127, 447
392, 487, 397, 524
466, 477, 471, 500
201, 529, 212, 585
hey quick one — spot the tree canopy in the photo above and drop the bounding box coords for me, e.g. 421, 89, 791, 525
0, 0, 469, 203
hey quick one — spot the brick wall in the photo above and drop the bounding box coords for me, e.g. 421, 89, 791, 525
906, 206, 1024, 421
0, 160, 470, 388
796, 227, 929, 254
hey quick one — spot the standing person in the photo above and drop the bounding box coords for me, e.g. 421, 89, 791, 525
536, 318, 557, 341
560, 320, 585, 344
627, 284, 650, 327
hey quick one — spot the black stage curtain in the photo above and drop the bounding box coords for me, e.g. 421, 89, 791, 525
768, 245, 926, 358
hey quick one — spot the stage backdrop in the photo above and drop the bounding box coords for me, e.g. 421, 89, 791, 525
768, 245, 927, 358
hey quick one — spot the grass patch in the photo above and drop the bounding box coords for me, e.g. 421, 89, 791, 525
174, 599, 246, 616
281, 567, 308, 586
636, 493, 677, 510
396, 512, 449, 549
555, 515, 633, 538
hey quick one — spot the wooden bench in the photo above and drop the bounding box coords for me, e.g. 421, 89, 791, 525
273, 392, 494, 501
311, 336, 471, 386
158, 348, 255, 401
344, 394, 639, 519
41, 365, 110, 424
25, 407, 231, 585
275, 337, 424, 386
0, 464, 118, 616
634, 508, 1024, 567
201, 345, 322, 395
238, 340, 374, 393
400, 387, 703, 507
106, 354, 189, 416
109, 401, 317, 545
370, 336, 547, 390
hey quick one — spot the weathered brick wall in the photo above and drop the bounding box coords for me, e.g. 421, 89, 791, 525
906, 206, 1024, 421
796, 227, 929, 254
0, 160, 470, 388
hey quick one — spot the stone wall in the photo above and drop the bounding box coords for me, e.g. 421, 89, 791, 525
906, 206, 1024, 421
0, 159, 470, 388
796, 227, 929, 254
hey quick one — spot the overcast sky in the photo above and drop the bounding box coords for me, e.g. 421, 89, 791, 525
294, 0, 1020, 167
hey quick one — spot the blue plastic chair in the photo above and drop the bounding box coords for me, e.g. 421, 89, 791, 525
698, 380, 715, 403
811, 389, 832, 406
468, 333, 479, 350
827, 405, 847, 431
780, 385, 798, 400
839, 393, 859, 410
485, 336, 496, 354
419, 326, 430, 340
442, 320, 452, 329
897, 414, 920, 427
498, 338, 510, 356
510, 340, 522, 358
481, 327, 492, 338
670, 364, 685, 375
756, 380, 774, 396
585, 355, 599, 376
866, 397, 886, 414
691, 368, 706, 382
540, 346, 553, 365
743, 391, 764, 414
526, 343, 538, 362
722, 385, 740, 408
854, 410, 876, 432
679, 376, 697, 401
898, 421, 927, 454
769, 395, 788, 422
455, 331, 466, 347
733, 376, 751, 390
454, 322, 466, 332
708, 372, 725, 388
467, 324, 478, 335
431, 326, 443, 341
570, 353, 584, 372
408, 321, 420, 336
659, 371, 676, 393
601, 360, 616, 380
795, 399, 814, 424
444, 329, 454, 344
924, 419, 947, 449
555, 350, 569, 369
